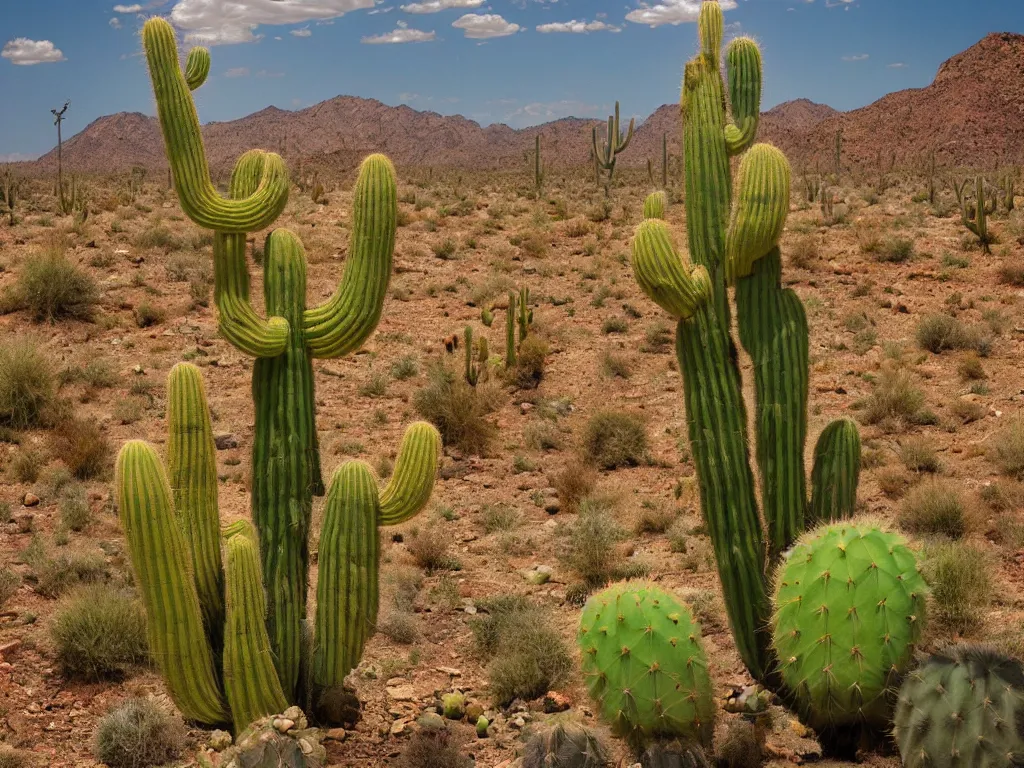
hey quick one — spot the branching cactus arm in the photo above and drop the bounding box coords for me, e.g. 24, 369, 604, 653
143, 18, 288, 232
304, 154, 397, 359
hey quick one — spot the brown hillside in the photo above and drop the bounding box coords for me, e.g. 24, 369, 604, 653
26, 32, 1024, 175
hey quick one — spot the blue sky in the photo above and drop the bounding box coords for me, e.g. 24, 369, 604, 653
2, 0, 1022, 161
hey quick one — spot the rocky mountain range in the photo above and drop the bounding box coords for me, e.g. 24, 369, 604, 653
21, 32, 1024, 177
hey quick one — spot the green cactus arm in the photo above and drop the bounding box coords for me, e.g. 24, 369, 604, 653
724, 38, 762, 156
735, 250, 810, 559
807, 418, 861, 524
725, 144, 791, 284
614, 101, 635, 154
223, 522, 290, 735
212, 150, 290, 358
631, 220, 712, 321
166, 363, 225, 653
115, 440, 228, 725
184, 47, 210, 90
505, 291, 517, 367
643, 191, 667, 220
303, 154, 397, 358
313, 461, 381, 694
379, 421, 441, 526
142, 18, 288, 233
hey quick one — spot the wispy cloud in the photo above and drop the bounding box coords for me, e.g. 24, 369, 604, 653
452, 13, 521, 39
841, 53, 869, 61
168, 0, 374, 45
2, 38, 66, 65
401, 0, 483, 12
501, 99, 605, 128
290, 27, 312, 37
536, 20, 620, 34
887, 62, 907, 69
362, 21, 436, 43
626, 0, 736, 28
224, 67, 250, 77
112, 3, 143, 12
109, 17, 123, 29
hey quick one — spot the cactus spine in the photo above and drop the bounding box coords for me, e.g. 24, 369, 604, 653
954, 175, 996, 254
121, 17, 441, 730
893, 645, 1024, 768
592, 101, 635, 195
628, 1, 862, 693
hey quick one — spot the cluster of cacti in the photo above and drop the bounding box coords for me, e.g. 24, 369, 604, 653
1001, 171, 1016, 213
461, 326, 488, 386
802, 167, 822, 204
125, 165, 146, 204
628, 4, 865, 747
522, 721, 609, 768
893, 644, 1024, 768
771, 522, 927, 754
1, 168, 18, 226
954, 175, 996, 253
58, 173, 85, 218
114, 17, 441, 733
577, 582, 715, 752
505, 286, 532, 368
820, 183, 837, 223
535, 134, 545, 197
592, 101, 634, 195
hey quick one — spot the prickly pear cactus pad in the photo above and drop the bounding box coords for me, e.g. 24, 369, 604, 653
894, 644, 1024, 768
577, 581, 714, 750
771, 522, 928, 732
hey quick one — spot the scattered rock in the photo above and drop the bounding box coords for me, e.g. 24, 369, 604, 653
543, 691, 571, 713
22, 493, 39, 507
324, 728, 347, 742
386, 685, 417, 702
272, 717, 295, 733
390, 719, 411, 737
524, 566, 553, 585
416, 711, 445, 731
465, 703, 484, 723
209, 730, 232, 751
215, 433, 239, 450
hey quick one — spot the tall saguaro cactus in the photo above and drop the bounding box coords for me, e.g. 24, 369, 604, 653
629, 2, 861, 687
592, 101, 634, 195
116, 18, 442, 731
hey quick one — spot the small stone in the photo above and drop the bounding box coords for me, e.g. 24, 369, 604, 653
416, 712, 445, 731
390, 719, 410, 737
441, 692, 466, 720
436, 666, 462, 677
297, 738, 313, 755
22, 494, 39, 507
209, 730, 232, 751
524, 568, 551, 585
463, 605, 477, 615
512, 716, 526, 729
281, 706, 306, 729
215, 433, 239, 450
543, 691, 571, 713
324, 728, 347, 742
272, 717, 295, 733
386, 685, 417, 702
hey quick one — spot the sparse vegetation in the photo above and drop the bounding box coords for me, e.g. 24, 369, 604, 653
413, 361, 500, 455
0, 337, 54, 428
559, 496, 626, 586
93, 698, 186, 768
989, 418, 1024, 480
899, 479, 969, 538
582, 410, 649, 469
924, 541, 990, 635
7, 251, 99, 322
51, 584, 149, 680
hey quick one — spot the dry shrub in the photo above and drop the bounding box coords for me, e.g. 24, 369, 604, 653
990, 418, 1024, 480
924, 541, 990, 635
0, 336, 55, 428
550, 459, 597, 514
582, 410, 649, 469
413, 361, 501, 455
398, 728, 470, 768
559, 496, 625, 586
93, 698, 186, 768
52, 417, 112, 480
899, 479, 969, 538
10, 252, 99, 322
52, 584, 148, 681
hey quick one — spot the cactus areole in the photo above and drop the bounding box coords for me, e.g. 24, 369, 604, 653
115, 18, 442, 732
627, 0, 862, 720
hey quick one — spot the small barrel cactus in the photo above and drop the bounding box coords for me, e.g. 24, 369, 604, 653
522, 721, 608, 768
577, 581, 714, 751
894, 644, 1024, 768
771, 521, 928, 738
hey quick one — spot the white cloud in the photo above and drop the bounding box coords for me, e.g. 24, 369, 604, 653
536, 19, 619, 33
626, 0, 736, 27
290, 27, 312, 37
401, 0, 483, 12
109, 17, 122, 28
362, 25, 436, 43
501, 99, 603, 128
887, 61, 907, 69
224, 66, 250, 77
841, 53, 868, 61
168, 0, 374, 45
2, 38, 66, 65
452, 13, 520, 38
112, 3, 143, 12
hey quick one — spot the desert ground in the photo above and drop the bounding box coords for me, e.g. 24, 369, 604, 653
0, 162, 1022, 767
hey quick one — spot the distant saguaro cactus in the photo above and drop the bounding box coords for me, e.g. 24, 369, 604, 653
954, 175, 996, 253
592, 101, 634, 195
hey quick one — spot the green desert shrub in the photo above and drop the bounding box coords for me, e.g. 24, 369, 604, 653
916, 314, 988, 355
0, 337, 55, 428
860, 365, 931, 431
898, 437, 940, 474
21, 536, 108, 598
406, 524, 459, 573
12, 252, 99, 322
559, 496, 625, 586
470, 596, 572, 707
413, 361, 500, 455
924, 541, 990, 635
93, 698, 186, 768
990, 418, 1024, 480
899, 479, 969, 539
52, 584, 149, 681
582, 410, 649, 469
59, 484, 92, 532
